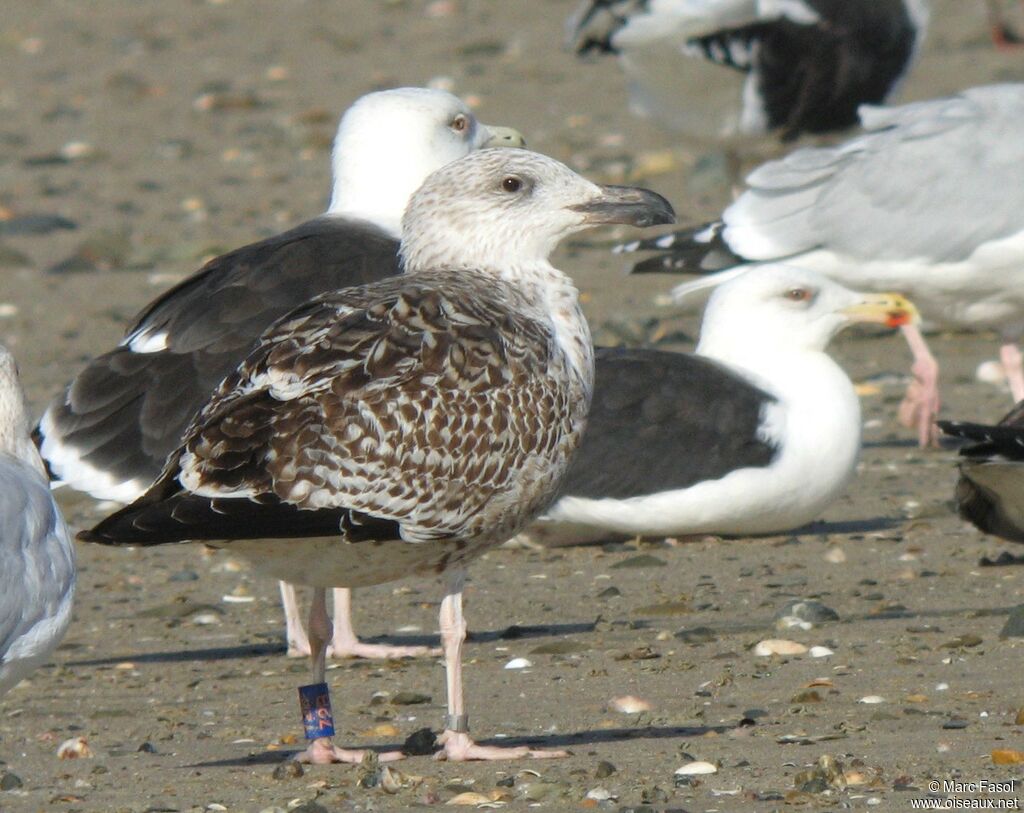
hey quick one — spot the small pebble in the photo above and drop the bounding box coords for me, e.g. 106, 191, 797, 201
504, 657, 532, 670
809, 646, 834, 658
585, 787, 616, 801
776, 600, 839, 629
390, 691, 430, 705
271, 761, 304, 780
0, 772, 23, 791
858, 696, 886, 704
999, 605, 1024, 638
594, 760, 616, 778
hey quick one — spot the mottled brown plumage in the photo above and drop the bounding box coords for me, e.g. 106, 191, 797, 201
83, 265, 589, 586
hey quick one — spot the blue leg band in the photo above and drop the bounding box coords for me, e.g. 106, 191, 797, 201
298, 682, 335, 739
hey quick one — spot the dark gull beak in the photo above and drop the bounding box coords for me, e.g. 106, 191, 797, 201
570, 184, 676, 228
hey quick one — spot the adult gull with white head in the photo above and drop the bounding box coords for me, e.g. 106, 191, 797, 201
522, 266, 918, 545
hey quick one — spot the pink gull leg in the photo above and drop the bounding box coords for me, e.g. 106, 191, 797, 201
434, 569, 568, 762
293, 588, 404, 764
897, 323, 940, 448
329, 587, 442, 659
281, 581, 312, 657
1000, 342, 1024, 402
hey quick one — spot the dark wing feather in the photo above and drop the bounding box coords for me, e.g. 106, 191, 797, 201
557, 346, 779, 500
622, 220, 742, 275
568, 0, 648, 54
84, 269, 580, 549
753, 0, 919, 140
39, 216, 400, 492
938, 401, 1024, 542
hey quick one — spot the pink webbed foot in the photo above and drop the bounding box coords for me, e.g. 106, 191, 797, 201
434, 730, 568, 762
328, 640, 442, 659
294, 737, 405, 765
897, 379, 940, 447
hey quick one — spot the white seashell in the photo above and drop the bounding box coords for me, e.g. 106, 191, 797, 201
585, 787, 617, 801
57, 737, 93, 759
675, 761, 718, 775
608, 695, 652, 713
823, 547, 847, 564
858, 695, 886, 704
504, 657, 532, 670
809, 646, 835, 658
753, 639, 807, 657
976, 360, 1006, 385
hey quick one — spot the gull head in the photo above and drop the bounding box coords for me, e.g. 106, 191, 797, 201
697, 265, 919, 358
328, 87, 525, 235
400, 148, 675, 274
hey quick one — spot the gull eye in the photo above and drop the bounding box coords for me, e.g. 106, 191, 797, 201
501, 176, 523, 193
450, 113, 470, 134
784, 287, 812, 303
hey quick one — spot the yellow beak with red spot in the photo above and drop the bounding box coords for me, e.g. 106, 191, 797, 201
842, 292, 920, 328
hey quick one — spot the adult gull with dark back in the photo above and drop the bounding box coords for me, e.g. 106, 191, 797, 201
79, 149, 675, 763
0, 344, 75, 698
35, 87, 523, 661
520, 266, 918, 546
621, 84, 1024, 447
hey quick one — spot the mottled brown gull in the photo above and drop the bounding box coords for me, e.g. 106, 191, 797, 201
80, 149, 675, 763
35, 87, 523, 661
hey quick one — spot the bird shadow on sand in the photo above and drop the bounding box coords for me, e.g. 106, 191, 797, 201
862, 438, 922, 449
63, 621, 599, 668
792, 517, 902, 535
178, 722, 736, 768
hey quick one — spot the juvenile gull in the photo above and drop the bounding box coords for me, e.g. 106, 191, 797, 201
80, 149, 675, 763
940, 404, 1024, 543
568, 0, 928, 141
522, 267, 917, 546
621, 84, 1024, 447
35, 87, 523, 660
0, 345, 75, 697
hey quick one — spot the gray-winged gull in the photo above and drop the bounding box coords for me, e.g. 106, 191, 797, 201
35, 87, 523, 661
79, 148, 675, 763
568, 0, 928, 141
622, 83, 1024, 447
521, 266, 918, 546
0, 344, 75, 698
939, 404, 1024, 543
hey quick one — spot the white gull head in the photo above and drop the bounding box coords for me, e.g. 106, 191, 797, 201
696, 265, 918, 362
399, 148, 675, 275
327, 87, 524, 237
